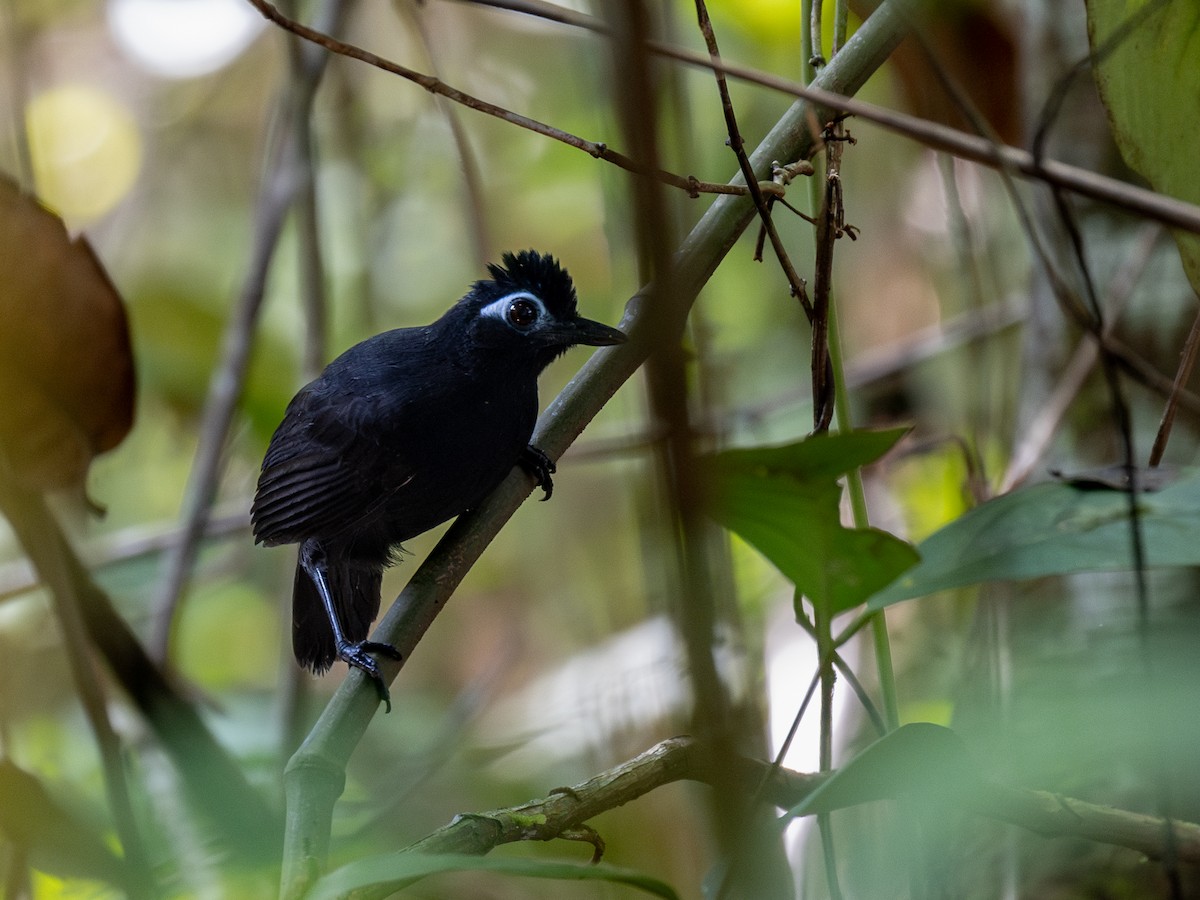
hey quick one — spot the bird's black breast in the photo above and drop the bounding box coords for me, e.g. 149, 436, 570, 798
250, 326, 539, 564
375, 365, 538, 542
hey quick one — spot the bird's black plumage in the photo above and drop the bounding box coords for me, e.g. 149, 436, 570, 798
251, 251, 625, 705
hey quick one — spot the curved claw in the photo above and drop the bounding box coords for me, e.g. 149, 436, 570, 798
337, 640, 402, 712
360, 640, 402, 660
519, 445, 557, 501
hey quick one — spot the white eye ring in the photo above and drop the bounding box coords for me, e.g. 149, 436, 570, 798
481, 291, 546, 330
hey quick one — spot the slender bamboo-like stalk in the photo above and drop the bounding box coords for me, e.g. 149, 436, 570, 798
277, 3, 909, 895
150, 0, 351, 662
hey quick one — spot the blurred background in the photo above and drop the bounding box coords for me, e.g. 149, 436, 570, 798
0, 0, 1198, 897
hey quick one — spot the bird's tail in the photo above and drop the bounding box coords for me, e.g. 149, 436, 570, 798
291, 560, 383, 674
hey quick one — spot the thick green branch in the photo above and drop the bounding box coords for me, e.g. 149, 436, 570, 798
406, 737, 712, 858
464, 0, 1200, 235
277, 2, 909, 894
421, 745, 1200, 866
313, 736, 1200, 899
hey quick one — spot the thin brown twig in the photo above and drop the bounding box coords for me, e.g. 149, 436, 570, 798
1055, 181, 1178, 896
1028, 0, 1175, 872
811, 133, 846, 900
904, 16, 1194, 483
243, 0, 1200, 378
793, 610, 886, 735
151, 0, 351, 661
460, 0, 1200, 237
246, 0, 786, 203
811, 13, 856, 896
693, 0, 813, 318
809, 133, 841, 433
606, 1, 776, 891
1149, 302, 1200, 467
275, 6, 921, 885
1001, 224, 1164, 491
900, 27, 1177, 889
907, 18, 1200, 474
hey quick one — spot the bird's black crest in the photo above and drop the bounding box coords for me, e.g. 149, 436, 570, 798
484, 250, 578, 313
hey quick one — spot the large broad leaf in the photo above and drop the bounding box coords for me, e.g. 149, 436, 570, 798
790, 723, 979, 817
1087, 0, 1200, 294
712, 427, 911, 481
0, 174, 135, 489
704, 429, 918, 615
307, 852, 679, 900
871, 468, 1200, 608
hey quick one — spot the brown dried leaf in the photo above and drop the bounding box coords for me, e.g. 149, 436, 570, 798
855, 0, 1021, 146
0, 174, 135, 489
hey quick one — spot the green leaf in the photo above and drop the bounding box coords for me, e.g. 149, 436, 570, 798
871, 468, 1200, 608
306, 852, 679, 900
791, 723, 979, 817
704, 430, 918, 614
1087, 0, 1200, 294
713, 427, 910, 480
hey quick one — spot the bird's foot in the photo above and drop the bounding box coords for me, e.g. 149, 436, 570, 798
519, 445, 556, 501
337, 640, 402, 713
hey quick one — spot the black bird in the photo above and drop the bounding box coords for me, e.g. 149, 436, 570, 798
251, 250, 625, 705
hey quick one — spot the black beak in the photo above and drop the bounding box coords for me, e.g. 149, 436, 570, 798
568, 315, 627, 347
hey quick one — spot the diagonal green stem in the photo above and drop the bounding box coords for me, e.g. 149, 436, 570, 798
830, 294, 900, 730
278, 5, 909, 895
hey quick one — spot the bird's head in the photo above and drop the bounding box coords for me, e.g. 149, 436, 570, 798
454, 250, 626, 370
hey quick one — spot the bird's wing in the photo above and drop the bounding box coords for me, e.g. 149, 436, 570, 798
251, 385, 409, 547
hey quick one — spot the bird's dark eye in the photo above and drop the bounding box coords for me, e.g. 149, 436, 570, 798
507, 298, 539, 328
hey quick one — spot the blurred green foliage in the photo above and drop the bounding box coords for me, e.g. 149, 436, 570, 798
0, 0, 1198, 897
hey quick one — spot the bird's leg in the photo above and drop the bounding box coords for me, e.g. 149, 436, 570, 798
298, 542, 402, 712
519, 445, 556, 501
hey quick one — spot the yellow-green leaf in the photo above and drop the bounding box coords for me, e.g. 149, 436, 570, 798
704, 430, 918, 615
1087, 0, 1200, 294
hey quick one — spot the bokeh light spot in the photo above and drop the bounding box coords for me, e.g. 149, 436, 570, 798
107, 0, 265, 79
26, 85, 141, 223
